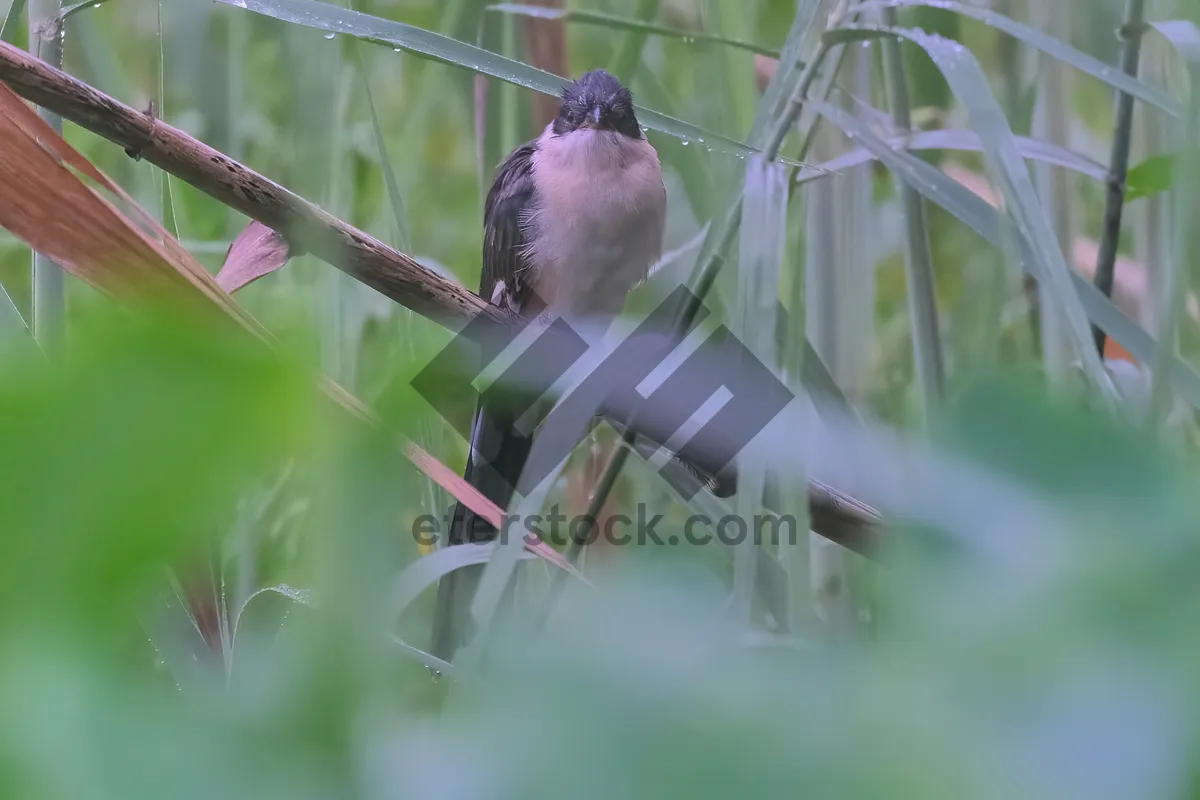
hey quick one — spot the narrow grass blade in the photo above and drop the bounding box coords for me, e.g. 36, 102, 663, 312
391, 635, 456, 675
155, 0, 178, 238
28, 0, 64, 348
748, 0, 823, 147
850, 0, 1181, 118
1149, 20, 1200, 63
733, 154, 789, 624
1, 0, 24, 43
487, 3, 779, 57
352, 43, 412, 252
804, 141, 854, 636
58, 0, 112, 20
816, 99, 1200, 410
826, 26, 1117, 402
606, 0, 658, 81
1029, 0, 1075, 381
881, 5, 944, 411
388, 543, 538, 621
141, 575, 218, 694
794, 128, 1109, 185
701, 0, 757, 145
0, 281, 28, 339
214, 0, 767, 161
229, 583, 313, 648
684, 0, 833, 341
1145, 20, 1200, 427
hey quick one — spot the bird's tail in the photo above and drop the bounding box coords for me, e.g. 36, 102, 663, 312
429, 399, 534, 664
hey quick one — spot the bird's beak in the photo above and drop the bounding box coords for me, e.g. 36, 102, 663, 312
581, 105, 602, 129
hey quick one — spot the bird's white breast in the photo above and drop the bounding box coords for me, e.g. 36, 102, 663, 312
526, 126, 666, 318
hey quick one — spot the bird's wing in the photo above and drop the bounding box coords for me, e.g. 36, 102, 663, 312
481, 140, 539, 315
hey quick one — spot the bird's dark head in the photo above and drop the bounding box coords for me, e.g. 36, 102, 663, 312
552, 69, 642, 139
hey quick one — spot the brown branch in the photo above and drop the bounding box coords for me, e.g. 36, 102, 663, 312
0, 40, 882, 560
0, 40, 496, 331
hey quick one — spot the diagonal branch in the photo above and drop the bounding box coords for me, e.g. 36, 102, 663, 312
0, 39, 494, 330
0, 39, 882, 560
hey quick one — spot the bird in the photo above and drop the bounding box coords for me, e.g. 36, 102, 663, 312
429, 69, 667, 663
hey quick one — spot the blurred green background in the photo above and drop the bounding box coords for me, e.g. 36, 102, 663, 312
3, 0, 1200, 796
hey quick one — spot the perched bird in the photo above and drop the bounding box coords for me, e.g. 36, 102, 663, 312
430, 69, 667, 662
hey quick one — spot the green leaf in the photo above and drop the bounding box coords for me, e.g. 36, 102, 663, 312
0, 280, 29, 341
352, 43, 412, 252
815, 99, 1200, 411
487, 3, 780, 58
749, 0, 824, 148
155, 0, 178, 239
391, 634, 456, 675
1149, 19, 1200, 64
213, 0, 779, 163
733, 154, 789, 623
825, 25, 1117, 402
1125, 154, 1175, 202
882, 6, 945, 411
795, 128, 1109, 186
850, 0, 1182, 118
1144, 20, 1200, 427
606, 0, 659, 81
58, 0, 114, 21
1, 0, 24, 43
141, 575, 217, 694
386, 543, 537, 622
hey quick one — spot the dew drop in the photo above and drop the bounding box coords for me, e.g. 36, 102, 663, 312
323, 32, 336, 40
681, 138, 690, 146
393, 47, 401, 52
93, 2, 101, 6
430, 669, 443, 683
697, 137, 705, 144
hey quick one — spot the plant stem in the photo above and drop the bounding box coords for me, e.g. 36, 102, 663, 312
28, 0, 64, 348
881, 6, 943, 413
1091, 0, 1146, 356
